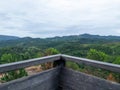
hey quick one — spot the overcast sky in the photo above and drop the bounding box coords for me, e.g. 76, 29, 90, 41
0, 0, 120, 38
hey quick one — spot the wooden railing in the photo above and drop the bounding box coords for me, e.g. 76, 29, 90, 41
0, 54, 120, 90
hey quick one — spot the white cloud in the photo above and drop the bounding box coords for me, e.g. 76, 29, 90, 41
0, 0, 120, 37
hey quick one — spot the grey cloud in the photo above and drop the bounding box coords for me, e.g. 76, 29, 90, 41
0, 0, 120, 37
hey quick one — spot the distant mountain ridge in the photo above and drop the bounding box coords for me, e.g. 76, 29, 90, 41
80, 34, 120, 39
0, 34, 120, 48
0, 35, 19, 41
1, 34, 120, 40
46, 34, 120, 41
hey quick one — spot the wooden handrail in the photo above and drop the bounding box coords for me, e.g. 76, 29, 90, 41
0, 54, 120, 73
62, 54, 120, 73
0, 54, 61, 73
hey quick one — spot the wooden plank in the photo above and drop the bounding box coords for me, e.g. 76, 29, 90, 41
0, 54, 61, 73
60, 67, 120, 90
0, 67, 61, 90
0, 54, 120, 73
62, 54, 120, 73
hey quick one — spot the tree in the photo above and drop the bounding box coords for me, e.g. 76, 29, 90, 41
113, 56, 120, 64
1, 54, 13, 64
42, 48, 60, 70
44, 48, 60, 56
87, 49, 109, 62
66, 62, 80, 70
0, 54, 28, 82
86, 49, 119, 82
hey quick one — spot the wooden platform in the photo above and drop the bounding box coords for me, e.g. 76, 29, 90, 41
0, 54, 120, 90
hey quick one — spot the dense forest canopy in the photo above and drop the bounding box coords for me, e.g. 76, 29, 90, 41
0, 34, 120, 83
0, 34, 120, 64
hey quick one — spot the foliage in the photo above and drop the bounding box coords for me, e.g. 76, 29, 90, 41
113, 56, 120, 64
0, 34, 120, 83
66, 62, 80, 70
44, 48, 60, 56
87, 49, 109, 62
1, 69, 27, 82
42, 48, 60, 70
0, 54, 28, 82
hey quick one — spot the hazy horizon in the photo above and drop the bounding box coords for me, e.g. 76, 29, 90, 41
0, 0, 120, 38
1, 33, 120, 39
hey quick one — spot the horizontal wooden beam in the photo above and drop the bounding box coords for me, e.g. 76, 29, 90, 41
0, 54, 61, 73
62, 54, 120, 73
0, 67, 60, 90
60, 67, 120, 90
0, 54, 120, 73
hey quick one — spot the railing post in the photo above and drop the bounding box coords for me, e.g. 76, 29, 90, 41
53, 56, 65, 67
53, 55, 65, 90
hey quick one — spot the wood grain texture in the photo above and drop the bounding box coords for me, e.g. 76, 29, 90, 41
0, 54, 61, 73
0, 67, 61, 90
0, 54, 120, 90
60, 67, 120, 90
62, 54, 120, 73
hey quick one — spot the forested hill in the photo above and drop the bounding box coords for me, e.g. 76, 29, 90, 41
1, 34, 120, 83
0, 35, 19, 41
46, 34, 120, 41
0, 34, 120, 48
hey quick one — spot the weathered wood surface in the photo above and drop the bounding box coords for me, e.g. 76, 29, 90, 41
0, 54, 61, 73
62, 54, 120, 73
0, 67, 60, 90
0, 54, 120, 90
60, 67, 120, 90
0, 54, 120, 73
